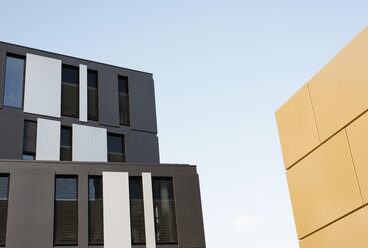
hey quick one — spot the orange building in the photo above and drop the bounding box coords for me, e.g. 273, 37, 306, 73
276, 27, 368, 247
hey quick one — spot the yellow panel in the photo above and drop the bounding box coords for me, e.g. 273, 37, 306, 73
276, 84, 320, 169
308, 27, 368, 142
286, 130, 363, 239
299, 207, 368, 248
346, 111, 368, 203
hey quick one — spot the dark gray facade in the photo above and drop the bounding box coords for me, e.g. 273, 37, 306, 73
0, 42, 206, 248
0, 41, 159, 163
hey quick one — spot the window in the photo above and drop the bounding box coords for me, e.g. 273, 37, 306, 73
60, 127, 72, 161
0, 175, 9, 246
88, 176, 103, 245
118, 76, 130, 126
88, 70, 99, 121
23, 120, 37, 160
54, 176, 78, 246
61, 65, 79, 118
129, 177, 145, 244
107, 134, 125, 162
3, 55, 25, 108
152, 178, 178, 244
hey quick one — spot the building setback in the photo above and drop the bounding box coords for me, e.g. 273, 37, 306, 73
276, 27, 368, 247
0, 41, 205, 248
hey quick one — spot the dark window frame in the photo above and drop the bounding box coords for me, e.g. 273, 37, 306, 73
118, 76, 130, 126
3, 53, 26, 109
87, 69, 99, 121
152, 177, 178, 245
107, 133, 126, 162
22, 120, 37, 160
60, 126, 72, 161
61, 64, 80, 118
0, 174, 9, 247
129, 176, 146, 245
88, 175, 103, 246
53, 175, 78, 246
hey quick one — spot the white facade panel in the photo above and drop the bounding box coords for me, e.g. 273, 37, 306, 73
142, 172, 156, 248
24, 53, 61, 118
103, 172, 131, 248
36, 118, 60, 161
72, 124, 107, 162
79, 64, 87, 122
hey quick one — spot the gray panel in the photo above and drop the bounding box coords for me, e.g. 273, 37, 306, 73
99, 67, 120, 127
6, 169, 54, 248
130, 73, 158, 133
174, 174, 206, 248
126, 130, 160, 163
0, 48, 6, 109
0, 110, 24, 159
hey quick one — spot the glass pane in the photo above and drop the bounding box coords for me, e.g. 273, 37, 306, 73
107, 134, 125, 162
23, 121, 36, 156
129, 177, 145, 244
88, 177, 103, 245
22, 154, 35, 160
54, 176, 78, 245
88, 70, 99, 121
0, 176, 8, 246
152, 178, 178, 244
118, 76, 130, 126
60, 127, 72, 161
3, 56, 24, 108
61, 65, 79, 118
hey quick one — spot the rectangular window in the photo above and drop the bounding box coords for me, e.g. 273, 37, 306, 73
107, 133, 125, 162
118, 76, 130, 126
3, 55, 25, 108
54, 176, 78, 246
152, 178, 178, 244
61, 65, 79, 118
129, 177, 145, 244
0, 175, 9, 246
88, 70, 99, 121
23, 120, 37, 160
60, 127, 72, 161
88, 176, 103, 245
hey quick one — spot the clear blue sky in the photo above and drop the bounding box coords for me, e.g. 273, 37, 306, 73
1, 1, 368, 247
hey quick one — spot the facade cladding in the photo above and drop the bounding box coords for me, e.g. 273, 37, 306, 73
0, 42, 205, 248
276, 27, 368, 247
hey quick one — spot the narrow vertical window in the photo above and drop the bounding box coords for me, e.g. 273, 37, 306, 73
152, 178, 178, 244
23, 120, 37, 160
54, 176, 78, 246
88, 176, 103, 245
88, 70, 99, 121
60, 126, 72, 161
118, 76, 130, 126
61, 65, 79, 118
107, 133, 125, 162
129, 177, 145, 244
0, 175, 9, 246
3, 55, 25, 108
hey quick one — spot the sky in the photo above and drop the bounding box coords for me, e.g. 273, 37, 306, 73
1, 1, 368, 247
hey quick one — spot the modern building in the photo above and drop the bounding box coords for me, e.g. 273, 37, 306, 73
276, 27, 368, 247
0, 41, 205, 248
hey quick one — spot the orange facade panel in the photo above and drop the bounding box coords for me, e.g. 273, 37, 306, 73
308, 27, 368, 142
276, 84, 320, 169
299, 207, 368, 248
286, 130, 363, 239
346, 111, 368, 204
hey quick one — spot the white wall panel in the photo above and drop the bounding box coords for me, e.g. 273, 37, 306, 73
72, 124, 107, 162
142, 172, 156, 248
36, 118, 61, 161
79, 64, 87, 122
103, 172, 131, 248
24, 53, 61, 118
